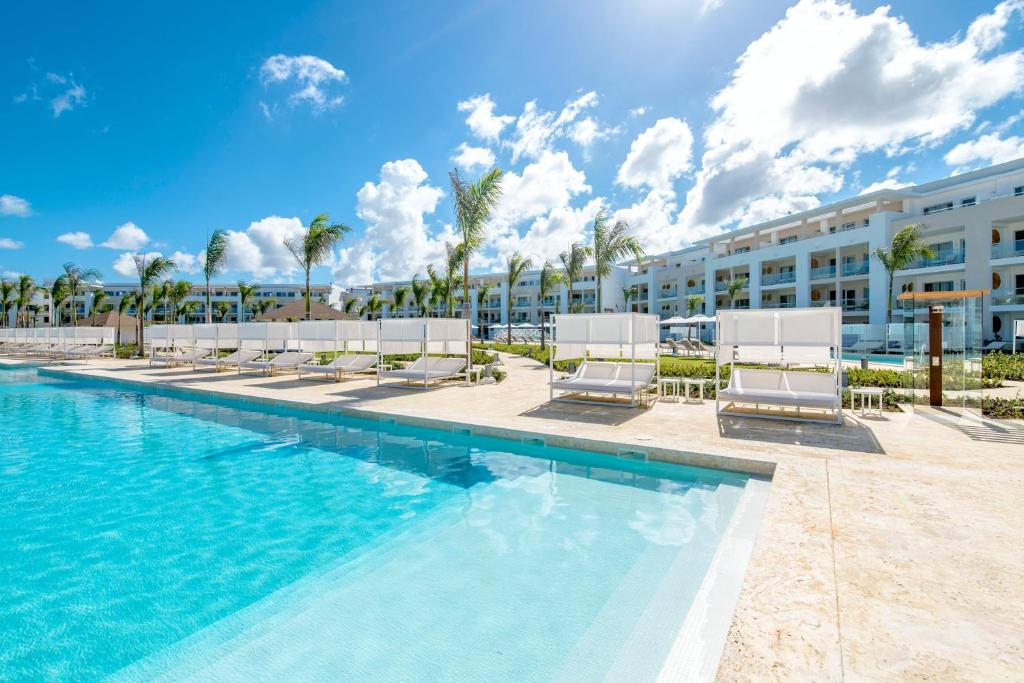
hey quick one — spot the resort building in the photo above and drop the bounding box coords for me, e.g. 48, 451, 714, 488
17, 282, 343, 326
350, 157, 1024, 344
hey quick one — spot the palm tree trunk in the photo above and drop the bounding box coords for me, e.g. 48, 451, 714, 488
305, 271, 311, 320
540, 306, 546, 350
596, 272, 602, 312
205, 280, 212, 324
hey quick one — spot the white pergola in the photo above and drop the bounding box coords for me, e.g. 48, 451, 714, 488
377, 318, 472, 387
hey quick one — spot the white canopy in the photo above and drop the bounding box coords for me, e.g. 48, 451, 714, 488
716, 308, 840, 366
297, 320, 379, 353
379, 318, 470, 355
660, 316, 688, 325
552, 313, 659, 361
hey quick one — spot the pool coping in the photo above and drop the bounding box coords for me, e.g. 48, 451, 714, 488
36, 364, 777, 478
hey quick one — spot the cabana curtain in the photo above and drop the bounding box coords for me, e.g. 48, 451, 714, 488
552, 313, 659, 361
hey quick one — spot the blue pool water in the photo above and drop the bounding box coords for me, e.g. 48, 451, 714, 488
0, 366, 756, 681
842, 352, 903, 365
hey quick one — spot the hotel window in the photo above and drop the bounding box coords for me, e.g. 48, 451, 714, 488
863, 218, 870, 226
842, 222, 856, 231
828, 225, 837, 233
923, 281, 954, 292
923, 201, 953, 215
1015, 185, 1024, 196
961, 196, 976, 207
734, 246, 750, 254
780, 235, 798, 244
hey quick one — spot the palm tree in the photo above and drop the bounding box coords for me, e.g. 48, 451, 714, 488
591, 209, 644, 313
198, 230, 228, 323
116, 295, 132, 349
51, 278, 70, 326
90, 289, 107, 320
538, 261, 562, 350
214, 301, 231, 322
874, 224, 934, 323
505, 252, 533, 344
16, 275, 36, 328
61, 262, 102, 325
284, 213, 351, 320
237, 281, 258, 323
343, 297, 360, 316
178, 300, 200, 323
0, 278, 13, 327
450, 167, 503, 353
392, 286, 410, 317
426, 265, 446, 317
167, 280, 192, 323
442, 241, 465, 317
560, 241, 592, 314
686, 294, 704, 315
151, 282, 169, 324
366, 293, 384, 320
133, 254, 176, 349
727, 277, 748, 308
411, 274, 432, 317
622, 286, 636, 312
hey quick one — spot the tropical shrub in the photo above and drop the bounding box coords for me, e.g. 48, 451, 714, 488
982, 397, 1024, 419
983, 353, 1024, 381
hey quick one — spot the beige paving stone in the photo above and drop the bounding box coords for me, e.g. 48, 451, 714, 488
9, 353, 1024, 681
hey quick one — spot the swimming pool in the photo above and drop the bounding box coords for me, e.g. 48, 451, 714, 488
841, 352, 904, 365
0, 366, 765, 681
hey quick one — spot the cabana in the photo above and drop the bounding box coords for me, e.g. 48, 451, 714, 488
549, 313, 660, 408
716, 308, 842, 425
296, 320, 379, 381
148, 325, 199, 366
235, 322, 303, 374
377, 318, 471, 389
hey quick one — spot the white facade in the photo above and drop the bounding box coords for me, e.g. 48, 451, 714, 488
352, 158, 1024, 345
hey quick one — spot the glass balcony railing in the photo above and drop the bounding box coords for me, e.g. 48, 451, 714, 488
841, 261, 870, 276
687, 285, 705, 294
658, 288, 678, 299
841, 298, 870, 311
761, 271, 796, 286
991, 240, 1024, 260
809, 265, 836, 280
714, 281, 729, 292
905, 249, 965, 269
992, 289, 1024, 306
762, 299, 797, 309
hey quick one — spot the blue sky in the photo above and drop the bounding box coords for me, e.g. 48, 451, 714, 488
1, 0, 1023, 285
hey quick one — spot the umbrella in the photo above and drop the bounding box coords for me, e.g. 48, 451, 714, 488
660, 316, 688, 325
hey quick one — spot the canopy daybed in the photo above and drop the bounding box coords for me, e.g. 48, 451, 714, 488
377, 318, 471, 389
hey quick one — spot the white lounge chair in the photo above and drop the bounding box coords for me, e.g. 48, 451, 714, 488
65, 344, 114, 359
298, 354, 377, 382
150, 348, 211, 367
194, 349, 262, 372
239, 351, 314, 376
717, 367, 842, 424
550, 361, 657, 407
379, 356, 467, 389
982, 340, 1010, 354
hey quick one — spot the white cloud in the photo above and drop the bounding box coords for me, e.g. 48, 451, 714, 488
51, 80, 85, 118
860, 178, 912, 194
0, 238, 23, 250
57, 231, 94, 249
492, 150, 591, 228
450, 142, 496, 171
495, 199, 605, 267
0, 194, 32, 217
457, 94, 515, 142
101, 222, 149, 250
629, 106, 648, 118
259, 54, 347, 113
112, 251, 164, 278
613, 191, 682, 253
569, 117, 619, 158
225, 216, 307, 279
680, 0, 1024, 235
332, 159, 447, 286
170, 250, 201, 274
616, 117, 694, 192
700, 0, 726, 15
506, 91, 600, 162
944, 131, 1024, 170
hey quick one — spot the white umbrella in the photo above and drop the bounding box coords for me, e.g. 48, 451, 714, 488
660, 316, 688, 325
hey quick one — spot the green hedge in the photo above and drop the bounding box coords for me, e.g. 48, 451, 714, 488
982, 397, 1024, 419
983, 353, 1024, 381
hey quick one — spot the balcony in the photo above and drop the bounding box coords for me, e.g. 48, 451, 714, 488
809, 265, 836, 280
687, 285, 706, 295
714, 281, 729, 292
841, 261, 870, 277
905, 249, 965, 270
658, 288, 678, 299
841, 298, 870, 312
991, 240, 1024, 260
992, 289, 1024, 306
762, 299, 797, 309
761, 271, 796, 286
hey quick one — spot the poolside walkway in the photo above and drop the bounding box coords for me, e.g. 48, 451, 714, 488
25, 355, 1024, 682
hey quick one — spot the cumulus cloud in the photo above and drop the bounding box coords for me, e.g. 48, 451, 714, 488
0, 238, 23, 249
506, 91, 601, 162
57, 231, 94, 249
457, 94, 515, 142
616, 117, 694, 192
450, 142, 496, 171
569, 117, 620, 159
259, 54, 347, 113
111, 251, 163, 278
170, 250, 201, 274
494, 199, 605, 267
492, 150, 591, 228
225, 216, 307, 279
332, 159, 447, 286
0, 194, 32, 217
101, 222, 149, 250
680, 0, 1024, 236
700, 0, 726, 15
944, 131, 1024, 171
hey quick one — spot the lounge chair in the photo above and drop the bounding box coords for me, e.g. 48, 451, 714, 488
693, 339, 714, 356
379, 356, 467, 389
65, 344, 114, 359
239, 351, 314, 376
678, 339, 701, 356
982, 340, 1010, 354
717, 367, 842, 424
194, 349, 262, 372
298, 354, 377, 382
663, 339, 681, 356
550, 361, 657, 407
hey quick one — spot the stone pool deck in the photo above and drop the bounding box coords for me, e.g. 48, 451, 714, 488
20, 355, 1024, 681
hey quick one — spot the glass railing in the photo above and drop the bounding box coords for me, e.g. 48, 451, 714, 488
714, 281, 729, 292
992, 289, 1024, 306
762, 300, 797, 308
809, 266, 836, 280
687, 285, 705, 294
841, 298, 870, 311
658, 289, 678, 299
841, 261, 870, 276
761, 271, 796, 286
905, 249, 965, 269
991, 240, 1024, 259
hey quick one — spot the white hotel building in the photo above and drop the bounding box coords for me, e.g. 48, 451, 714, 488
358, 158, 1024, 346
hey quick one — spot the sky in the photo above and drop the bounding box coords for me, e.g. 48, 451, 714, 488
1, 0, 1024, 286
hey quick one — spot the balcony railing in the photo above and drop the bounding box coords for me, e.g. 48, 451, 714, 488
809, 265, 836, 280
762, 300, 797, 309
714, 281, 729, 292
991, 240, 1024, 260
687, 285, 705, 295
761, 271, 796, 286
842, 298, 870, 311
841, 261, 870, 276
905, 249, 965, 270
658, 288, 678, 299
992, 289, 1024, 306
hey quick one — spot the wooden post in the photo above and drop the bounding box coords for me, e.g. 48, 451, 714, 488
928, 305, 943, 407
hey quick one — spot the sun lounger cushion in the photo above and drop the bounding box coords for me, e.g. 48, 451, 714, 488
550, 361, 656, 395
380, 356, 467, 381
718, 368, 839, 409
